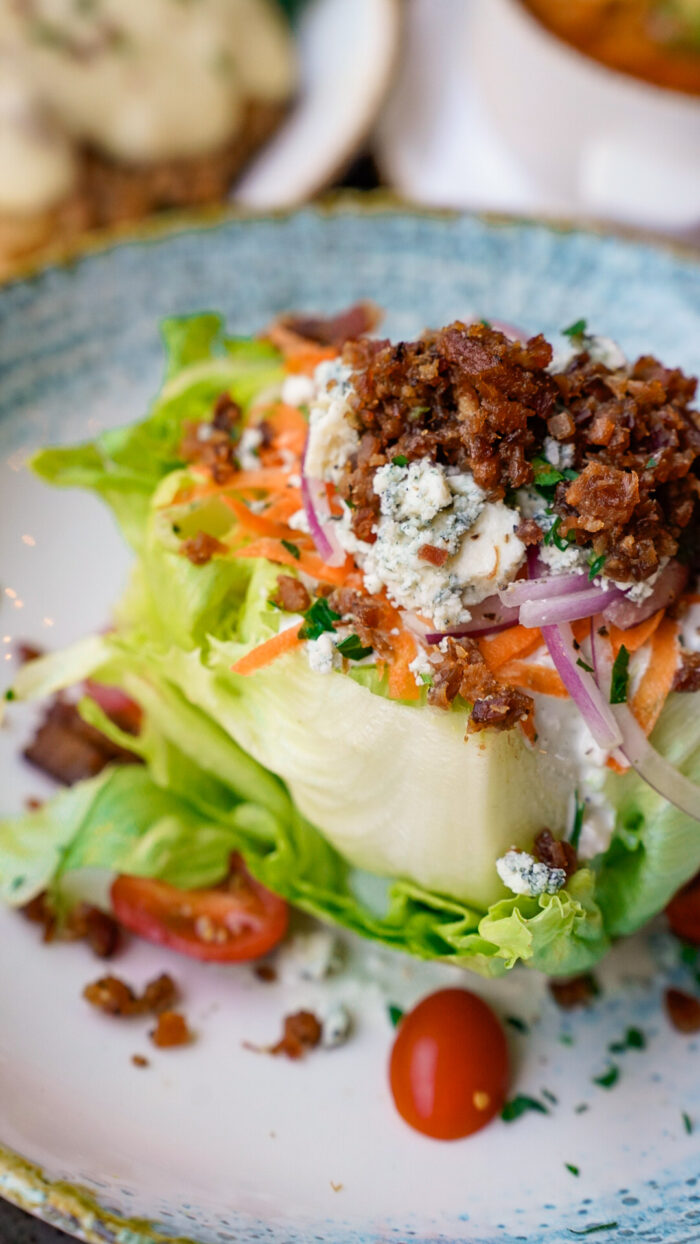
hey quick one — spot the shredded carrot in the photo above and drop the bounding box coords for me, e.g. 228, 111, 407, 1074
571, 617, 593, 645
479, 625, 543, 671
285, 345, 337, 376
606, 756, 627, 775
498, 661, 568, 698
232, 537, 352, 586
221, 495, 301, 541
231, 625, 303, 676
519, 710, 537, 745
609, 609, 664, 659
683, 593, 700, 605
262, 491, 304, 522
387, 630, 420, 701
263, 403, 309, 458
630, 615, 680, 736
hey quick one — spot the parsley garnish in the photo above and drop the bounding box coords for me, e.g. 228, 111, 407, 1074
576, 658, 594, 673
593, 1065, 619, 1089
681, 944, 698, 967
560, 1034, 575, 1047
299, 598, 340, 641
683, 1111, 694, 1135
4, 689, 15, 701
336, 634, 373, 661
544, 516, 577, 552
610, 645, 630, 704
281, 539, 301, 560
570, 793, 585, 850
574, 1102, 589, 1112
608, 1027, 645, 1054
506, 1016, 529, 1034
480, 318, 492, 328
391, 454, 408, 467
542, 1088, 559, 1106
419, 671, 434, 687
501, 1095, 549, 1122
562, 318, 589, 341
569, 1224, 618, 1237
565, 1163, 580, 1177
408, 404, 429, 421
388, 1005, 404, 1028
588, 553, 606, 581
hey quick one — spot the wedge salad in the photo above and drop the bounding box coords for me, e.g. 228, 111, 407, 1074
2, 306, 699, 979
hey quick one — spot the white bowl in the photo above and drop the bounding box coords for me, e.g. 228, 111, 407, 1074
471, 0, 700, 231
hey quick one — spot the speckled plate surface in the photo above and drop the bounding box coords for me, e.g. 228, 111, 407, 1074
2, 201, 700, 1244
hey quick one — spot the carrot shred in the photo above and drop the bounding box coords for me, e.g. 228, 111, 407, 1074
571, 617, 593, 645
387, 630, 420, 701
606, 756, 628, 775
285, 345, 337, 376
479, 625, 543, 671
498, 661, 569, 698
609, 609, 664, 658
630, 615, 680, 736
232, 537, 351, 586
221, 495, 301, 541
263, 403, 309, 458
683, 593, 700, 605
231, 625, 303, 676
519, 710, 537, 745
262, 491, 304, 522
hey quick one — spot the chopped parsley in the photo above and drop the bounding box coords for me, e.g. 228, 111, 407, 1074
681, 944, 698, 967
542, 1088, 559, 1106
570, 793, 585, 850
544, 516, 578, 552
569, 1224, 618, 1237
501, 1094, 549, 1122
565, 1164, 580, 1177
419, 671, 434, 687
336, 634, 373, 661
391, 454, 408, 467
562, 318, 589, 341
576, 657, 594, 673
683, 1111, 694, 1135
609, 645, 630, 704
388, 1005, 404, 1028
408, 404, 429, 421
593, 1065, 619, 1089
506, 1016, 529, 1034
480, 318, 492, 328
608, 1027, 645, 1054
281, 538, 301, 560
299, 598, 340, 641
588, 553, 606, 581
4, 689, 15, 701
645, 455, 657, 470
560, 1033, 575, 1047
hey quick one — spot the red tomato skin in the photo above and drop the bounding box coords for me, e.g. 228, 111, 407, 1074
111, 867, 288, 963
667, 874, 700, 945
389, 988, 509, 1140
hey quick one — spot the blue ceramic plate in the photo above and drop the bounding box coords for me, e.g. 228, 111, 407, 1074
2, 201, 700, 1244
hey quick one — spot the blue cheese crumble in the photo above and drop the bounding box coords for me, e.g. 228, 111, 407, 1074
496, 849, 566, 896
304, 359, 357, 485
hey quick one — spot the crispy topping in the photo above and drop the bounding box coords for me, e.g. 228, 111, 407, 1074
141, 973, 179, 1013
270, 303, 380, 351
515, 516, 544, 547
428, 637, 532, 732
673, 651, 700, 694
69, 903, 121, 958
83, 971, 178, 1018
549, 973, 600, 1009
181, 530, 229, 566
23, 698, 141, 786
417, 543, 450, 567
21, 891, 57, 943
131, 1054, 150, 1068
665, 987, 700, 1033
534, 829, 577, 880
150, 1011, 192, 1048
272, 574, 311, 614
270, 1010, 323, 1059
179, 391, 241, 483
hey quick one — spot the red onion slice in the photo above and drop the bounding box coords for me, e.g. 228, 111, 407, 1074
500, 571, 589, 608
425, 596, 520, 644
520, 584, 624, 629
541, 623, 623, 750
590, 621, 700, 823
300, 436, 346, 568
603, 560, 689, 630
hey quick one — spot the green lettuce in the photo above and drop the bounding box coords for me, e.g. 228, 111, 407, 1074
3, 312, 700, 978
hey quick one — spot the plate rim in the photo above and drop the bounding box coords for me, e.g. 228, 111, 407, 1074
2, 195, 700, 1244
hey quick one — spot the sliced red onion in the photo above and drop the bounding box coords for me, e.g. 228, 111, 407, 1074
500, 571, 590, 608
541, 623, 623, 750
426, 596, 520, 644
589, 621, 700, 823
300, 437, 346, 568
519, 584, 624, 629
603, 560, 689, 630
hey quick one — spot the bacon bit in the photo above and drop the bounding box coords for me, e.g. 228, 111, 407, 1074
417, 543, 449, 567
84, 971, 178, 1018
24, 796, 43, 810
428, 637, 533, 732
515, 517, 544, 547
68, 903, 121, 959
84, 975, 142, 1016
179, 392, 240, 483
269, 303, 380, 351
272, 574, 311, 615
150, 1011, 192, 1048
131, 1054, 149, 1068
23, 698, 141, 786
549, 974, 600, 1009
564, 463, 640, 534
271, 1010, 323, 1059
534, 829, 577, 880
181, 530, 228, 566
254, 963, 278, 983
17, 642, 44, 664
20, 891, 57, 943
665, 988, 700, 1034
674, 651, 700, 694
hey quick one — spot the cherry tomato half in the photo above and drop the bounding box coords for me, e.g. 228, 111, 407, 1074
389, 988, 509, 1140
111, 856, 288, 962
667, 873, 700, 945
